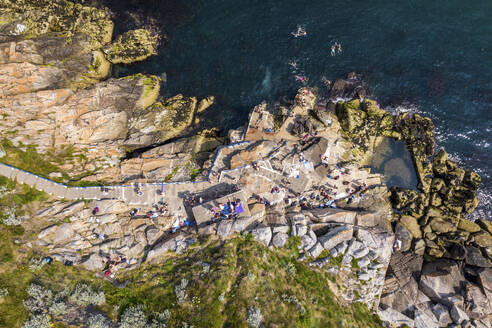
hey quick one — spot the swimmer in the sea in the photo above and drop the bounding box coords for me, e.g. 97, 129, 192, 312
291, 25, 307, 37
331, 44, 336, 56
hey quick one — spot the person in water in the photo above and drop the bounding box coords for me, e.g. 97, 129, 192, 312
291, 25, 307, 37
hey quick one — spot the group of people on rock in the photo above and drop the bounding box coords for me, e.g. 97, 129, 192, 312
129, 202, 168, 219
102, 254, 130, 278
172, 216, 193, 233
296, 88, 311, 107
210, 198, 245, 221
184, 194, 202, 207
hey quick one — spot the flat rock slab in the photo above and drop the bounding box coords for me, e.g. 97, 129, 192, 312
309, 207, 357, 224
318, 225, 353, 251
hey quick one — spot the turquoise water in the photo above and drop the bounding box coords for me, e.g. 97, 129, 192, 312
116, 0, 491, 218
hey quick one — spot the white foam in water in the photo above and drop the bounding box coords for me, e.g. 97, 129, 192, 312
383, 102, 423, 116
261, 67, 272, 94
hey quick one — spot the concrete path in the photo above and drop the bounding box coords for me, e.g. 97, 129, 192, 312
0, 141, 252, 205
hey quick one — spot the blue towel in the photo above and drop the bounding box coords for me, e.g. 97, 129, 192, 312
236, 203, 244, 214
222, 204, 230, 215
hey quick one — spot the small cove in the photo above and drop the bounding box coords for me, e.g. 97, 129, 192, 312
369, 138, 418, 190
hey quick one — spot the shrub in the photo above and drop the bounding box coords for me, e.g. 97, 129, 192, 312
284, 262, 297, 276
28, 257, 46, 272
69, 283, 106, 307
49, 301, 67, 316
0, 287, 8, 298
246, 306, 262, 328
281, 294, 306, 314
88, 314, 111, 328
2, 206, 21, 225
120, 304, 147, 328
174, 278, 188, 305
22, 314, 51, 328
23, 284, 53, 313
149, 310, 170, 328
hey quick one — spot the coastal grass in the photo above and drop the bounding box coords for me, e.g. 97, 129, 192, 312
0, 209, 382, 328
0, 177, 48, 220
0, 139, 110, 186
103, 236, 382, 327
0, 139, 62, 179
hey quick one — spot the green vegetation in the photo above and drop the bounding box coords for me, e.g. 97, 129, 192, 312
0, 139, 107, 186
0, 177, 48, 222
0, 139, 62, 179
0, 234, 382, 327
190, 168, 202, 181
351, 258, 360, 271
164, 166, 180, 182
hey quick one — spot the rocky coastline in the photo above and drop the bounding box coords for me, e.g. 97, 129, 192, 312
0, 1, 490, 327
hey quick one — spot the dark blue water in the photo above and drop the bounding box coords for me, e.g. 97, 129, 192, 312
116, 0, 492, 218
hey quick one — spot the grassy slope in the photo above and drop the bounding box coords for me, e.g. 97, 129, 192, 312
0, 237, 382, 327
0, 177, 382, 328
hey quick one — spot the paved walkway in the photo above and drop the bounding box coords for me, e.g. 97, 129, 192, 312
0, 141, 252, 205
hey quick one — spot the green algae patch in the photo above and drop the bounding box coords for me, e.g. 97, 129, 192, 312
0, 0, 113, 49
133, 94, 197, 142
85, 50, 111, 79
136, 75, 161, 109
103, 29, 158, 64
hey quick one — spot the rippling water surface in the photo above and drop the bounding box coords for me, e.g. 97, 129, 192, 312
116, 0, 492, 218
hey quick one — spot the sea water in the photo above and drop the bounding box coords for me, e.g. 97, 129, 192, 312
115, 0, 491, 219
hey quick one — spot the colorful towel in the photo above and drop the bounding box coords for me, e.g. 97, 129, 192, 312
236, 203, 244, 214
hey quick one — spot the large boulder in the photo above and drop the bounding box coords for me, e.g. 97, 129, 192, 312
464, 283, 491, 320
478, 268, 492, 299
395, 223, 413, 252
129, 94, 197, 147
450, 304, 469, 325
308, 242, 324, 258
458, 218, 481, 233
414, 309, 439, 328
250, 225, 272, 246
52, 223, 75, 244
335, 99, 365, 133
429, 217, 456, 234
271, 233, 288, 248
377, 307, 414, 328
418, 259, 466, 305
300, 234, 316, 251
465, 246, 491, 268
309, 208, 356, 225
81, 252, 105, 271
102, 29, 157, 64
317, 226, 353, 251
399, 215, 422, 238
216, 220, 233, 238
477, 219, 492, 235
473, 231, 492, 248
431, 303, 453, 327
